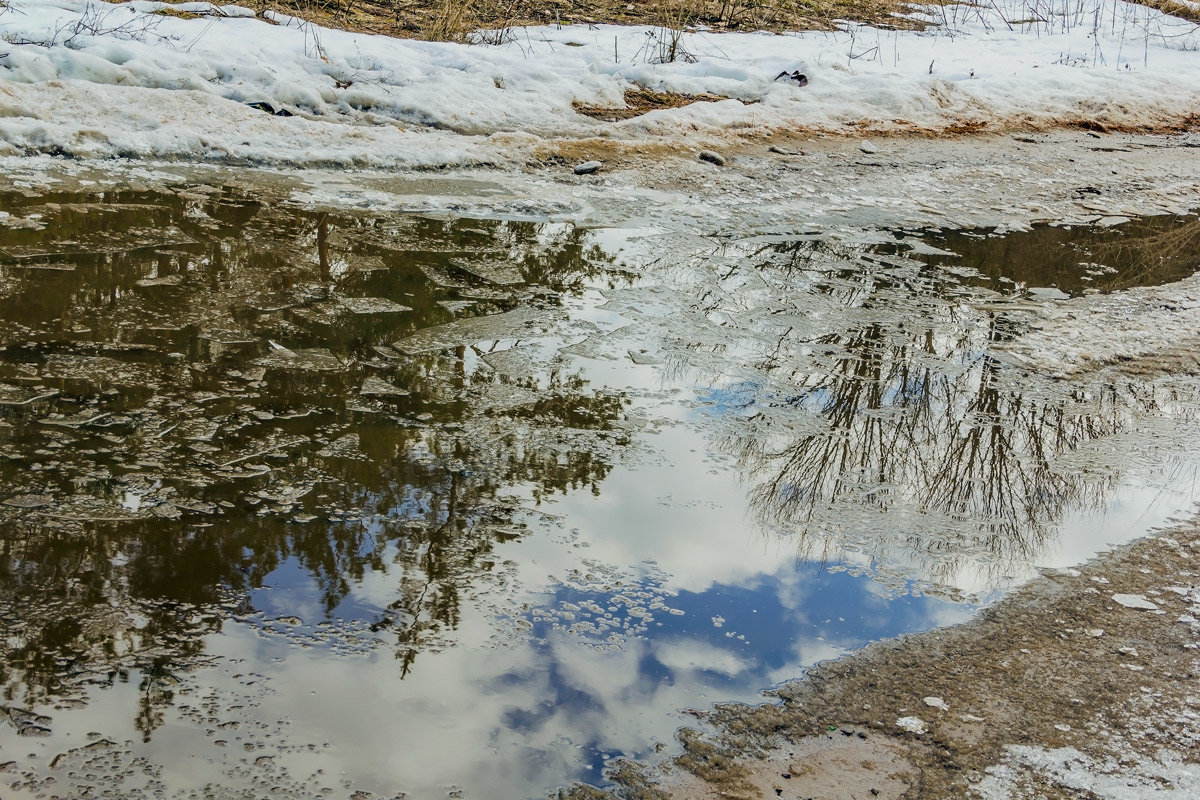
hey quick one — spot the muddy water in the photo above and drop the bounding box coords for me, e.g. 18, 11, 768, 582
1, 187, 1199, 799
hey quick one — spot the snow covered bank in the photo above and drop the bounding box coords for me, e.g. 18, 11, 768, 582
0, 0, 1198, 166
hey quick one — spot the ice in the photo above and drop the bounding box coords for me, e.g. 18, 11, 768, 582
393, 306, 560, 354
359, 376, 409, 397
256, 347, 344, 372
336, 297, 412, 315
0, 384, 59, 406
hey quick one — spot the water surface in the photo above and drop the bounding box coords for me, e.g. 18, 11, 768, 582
1, 188, 1199, 799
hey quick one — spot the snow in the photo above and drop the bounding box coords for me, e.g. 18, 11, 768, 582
896, 715, 928, 733
1112, 593, 1161, 610
978, 745, 1200, 799
0, 0, 1198, 166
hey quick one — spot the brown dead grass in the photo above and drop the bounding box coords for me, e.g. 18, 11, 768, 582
1132, 0, 1200, 24
574, 87, 735, 122
234, 0, 928, 41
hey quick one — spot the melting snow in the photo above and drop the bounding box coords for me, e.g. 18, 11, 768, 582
0, 0, 1198, 165
1112, 593, 1161, 610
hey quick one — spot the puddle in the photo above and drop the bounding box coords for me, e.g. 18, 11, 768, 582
2, 189, 1200, 799
886, 212, 1200, 298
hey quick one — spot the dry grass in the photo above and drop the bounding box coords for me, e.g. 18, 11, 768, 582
574, 87, 733, 121
237, 0, 928, 41
1131, 0, 1200, 23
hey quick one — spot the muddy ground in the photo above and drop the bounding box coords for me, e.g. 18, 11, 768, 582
562, 517, 1200, 799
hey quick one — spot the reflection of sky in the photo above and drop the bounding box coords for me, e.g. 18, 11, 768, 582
57, 540, 968, 800
10, 219, 1200, 800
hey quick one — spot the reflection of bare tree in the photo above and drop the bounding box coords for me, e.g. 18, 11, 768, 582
0, 187, 630, 730
909, 213, 1200, 297
688, 237, 1195, 582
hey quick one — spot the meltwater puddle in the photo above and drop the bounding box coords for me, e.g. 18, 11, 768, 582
2, 188, 1200, 799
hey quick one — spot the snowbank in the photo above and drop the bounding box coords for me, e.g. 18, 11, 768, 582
0, 0, 1198, 166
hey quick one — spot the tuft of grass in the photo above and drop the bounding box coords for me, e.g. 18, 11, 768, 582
1131, 0, 1200, 24
420, 0, 476, 42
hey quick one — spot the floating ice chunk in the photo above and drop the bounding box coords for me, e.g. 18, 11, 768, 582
360, 377, 410, 397
336, 297, 412, 315
393, 307, 559, 355
1028, 286, 1070, 301
121, 491, 143, 512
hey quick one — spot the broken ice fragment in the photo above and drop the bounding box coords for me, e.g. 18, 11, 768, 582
335, 297, 412, 315
0, 385, 59, 407
923, 697, 949, 711
447, 258, 525, 286
360, 377, 409, 397
2, 494, 53, 509
257, 348, 343, 371
393, 307, 557, 355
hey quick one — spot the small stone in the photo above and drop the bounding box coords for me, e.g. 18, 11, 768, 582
573, 160, 602, 175
698, 150, 726, 166
1086, 628, 1104, 637
859, 140, 878, 154
923, 696, 949, 711
768, 145, 801, 156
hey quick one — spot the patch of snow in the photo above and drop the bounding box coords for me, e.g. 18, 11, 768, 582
977, 745, 1200, 799
924, 696, 950, 711
897, 715, 928, 734
1112, 593, 1161, 610
0, 0, 1198, 165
